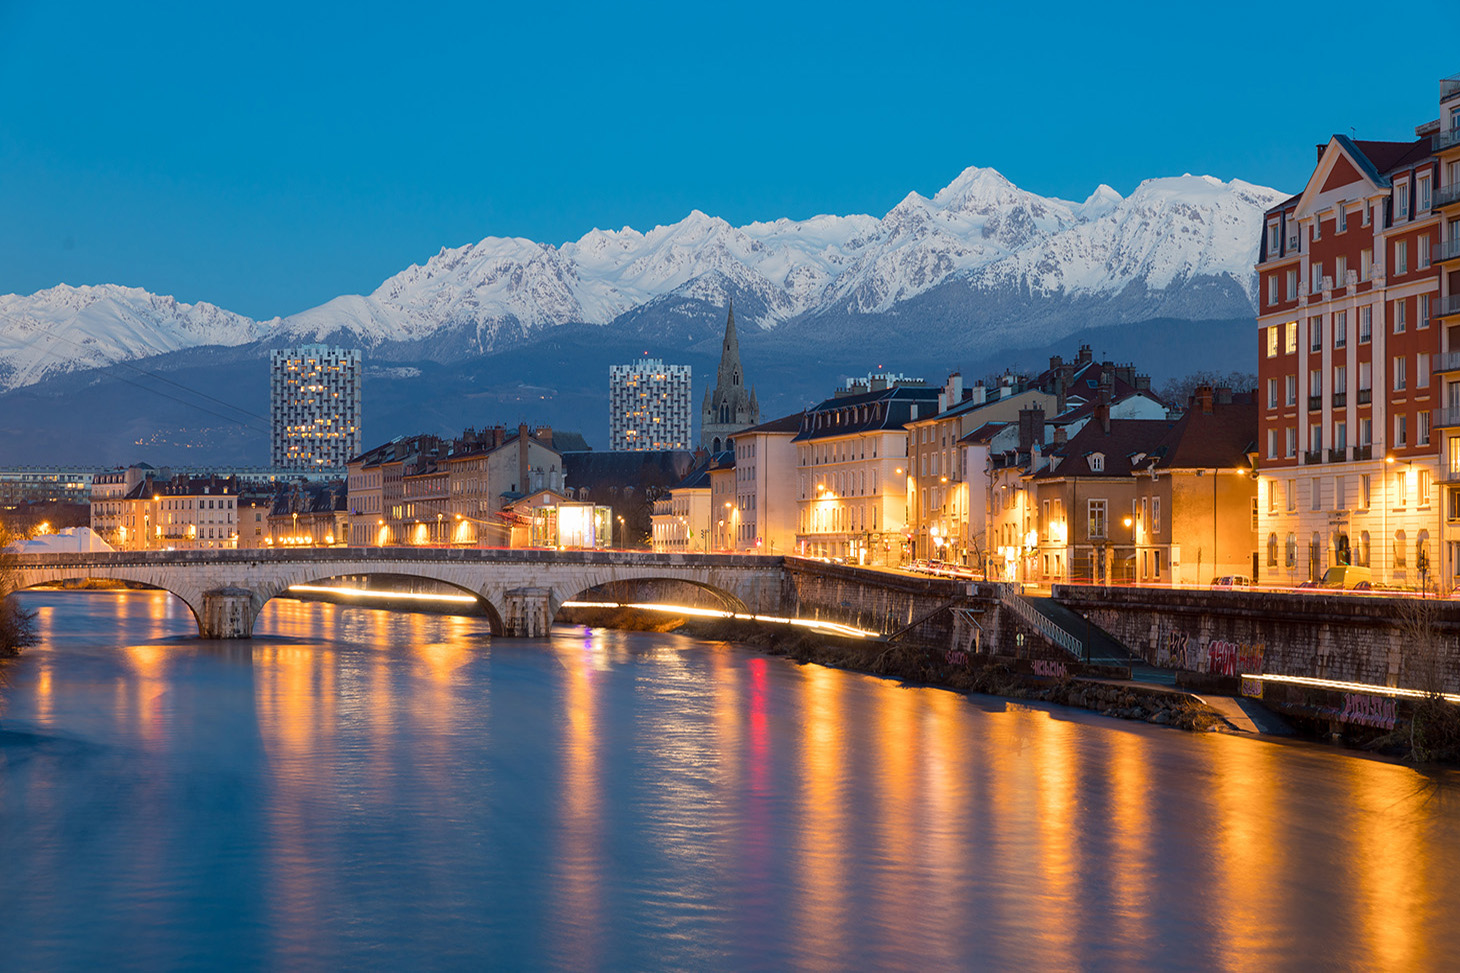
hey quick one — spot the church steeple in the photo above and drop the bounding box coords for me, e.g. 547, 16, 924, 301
700, 300, 759, 450
717, 298, 743, 388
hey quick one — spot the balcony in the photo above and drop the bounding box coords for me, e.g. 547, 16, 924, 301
1436, 183, 1460, 209
1435, 127, 1460, 152
1353, 445, 1373, 461
1332, 391, 1347, 408
1444, 73, 1460, 102
1436, 239, 1460, 264
1328, 447, 1349, 463
1303, 449, 1324, 465
1434, 407, 1460, 429
1358, 388, 1373, 405
1439, 295, 1460, 319
1308, 394, 1323, 412
1437, 351, 1460, 374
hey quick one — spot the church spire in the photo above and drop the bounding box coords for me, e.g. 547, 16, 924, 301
717, 298, 743, 388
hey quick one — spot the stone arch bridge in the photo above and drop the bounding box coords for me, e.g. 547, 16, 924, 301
8, 548, 791, 639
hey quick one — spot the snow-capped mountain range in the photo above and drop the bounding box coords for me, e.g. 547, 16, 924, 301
0, 168, 1286, 391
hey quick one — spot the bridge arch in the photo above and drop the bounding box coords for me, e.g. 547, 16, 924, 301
11, 569, 211, 634
254, 570, 507, 637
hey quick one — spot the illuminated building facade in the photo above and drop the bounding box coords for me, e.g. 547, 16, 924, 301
270, 344, 362, 469
609, 359, 692, 451
1256, 73, 1460, 587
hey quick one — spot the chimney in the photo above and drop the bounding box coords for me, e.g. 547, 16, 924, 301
1053, 426, 1068, 447
535, 425, 553, 449
1096, 373, 1112, 433
518, 423, 530, 493
1215, 386, 1232, 406
945, 372, 962, 413
1049, 354, 1063, 373
493, 425, 505, 449
970, 381, 987, 406
1135, 373, 1151, 391
1194, 385, 1214, 415
1116, 364, 1135, 386
1077, 344, 1093, 365
1018, 407, 1045, 453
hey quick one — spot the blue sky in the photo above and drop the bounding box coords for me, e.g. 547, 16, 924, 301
1, 0, 1454, 320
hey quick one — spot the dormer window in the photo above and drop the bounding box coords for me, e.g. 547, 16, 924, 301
1088, 452, 1105, 472
1395, 180, 1410, 219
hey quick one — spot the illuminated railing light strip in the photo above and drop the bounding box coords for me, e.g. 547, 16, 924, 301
286, 584, 479, 604
560, 600, 878, 638
1245, 672, 1460, 704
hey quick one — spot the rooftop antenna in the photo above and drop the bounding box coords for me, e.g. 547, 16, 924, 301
1351, 126, 1357, 140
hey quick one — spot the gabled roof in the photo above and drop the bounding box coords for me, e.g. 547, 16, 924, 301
1147, 398, 1257, 471
1032, 419, 1176, 480
959, 421, 1010, 445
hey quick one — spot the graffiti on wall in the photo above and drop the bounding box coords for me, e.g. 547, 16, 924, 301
1338, 693, 1398, 730
1206, 639, 1265, 677
1031, 659, 1069, 679
1155, 628, 1190, 669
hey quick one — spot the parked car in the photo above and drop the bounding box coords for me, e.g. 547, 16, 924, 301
1210, 575, 1253, 588
1319, 565, 1373, 590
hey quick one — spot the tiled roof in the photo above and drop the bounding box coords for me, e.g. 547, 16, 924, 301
1033, 419, 1177, 480
737, 411, 803, 435
793, 385, 940, 442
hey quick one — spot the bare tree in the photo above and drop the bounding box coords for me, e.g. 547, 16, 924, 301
0, 523, 39, 657
1395, 586, 1460, 761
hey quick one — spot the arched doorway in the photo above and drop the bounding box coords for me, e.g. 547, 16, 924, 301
1334, 533, 1351, 566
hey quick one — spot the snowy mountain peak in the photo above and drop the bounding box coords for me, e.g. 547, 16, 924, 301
0, 167, 1290, 391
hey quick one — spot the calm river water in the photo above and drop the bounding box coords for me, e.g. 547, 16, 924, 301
3, 590, 1460, 971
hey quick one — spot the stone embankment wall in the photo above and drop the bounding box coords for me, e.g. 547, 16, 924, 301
781, 562, 972, 643
1055, 585, 1460, 695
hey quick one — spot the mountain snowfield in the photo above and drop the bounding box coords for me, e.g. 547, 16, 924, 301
0, 168, 1287, 391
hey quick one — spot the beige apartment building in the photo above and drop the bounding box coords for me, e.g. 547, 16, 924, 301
651, 466, 711, 553
727, 413, 801, 554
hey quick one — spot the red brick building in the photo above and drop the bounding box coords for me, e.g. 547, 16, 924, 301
1256, 73, 1460, 588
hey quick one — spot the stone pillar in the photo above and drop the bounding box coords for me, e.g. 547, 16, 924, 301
200, 587, 257, 639
502, 587, 553, 638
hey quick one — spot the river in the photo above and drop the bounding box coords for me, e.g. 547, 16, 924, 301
2, 589, 1459, 971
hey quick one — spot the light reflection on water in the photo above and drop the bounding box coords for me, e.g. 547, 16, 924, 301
3, 590, 1460, 970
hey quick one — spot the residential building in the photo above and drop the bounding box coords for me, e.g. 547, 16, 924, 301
709, 451, 737, 551
700, 302, 759, 451
270, 344, 362, 469
266, 481, 349, 547
794, 378, 939, 564
346, 425, 562, 547
99, 474, 244, 551
651, 466, 712, 553
727, 412, 801, 554
0, 467, 94, 506
1257, 74, 1460, 588
609, 358, 692, 451
561, 448, 698, 548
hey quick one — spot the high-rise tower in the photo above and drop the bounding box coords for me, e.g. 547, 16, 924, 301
700, 302, 759, 451
270, 344, 362, 469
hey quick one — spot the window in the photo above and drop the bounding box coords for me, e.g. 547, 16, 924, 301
1396, 181, 1410, 219
1267, 533, 1278, 567
1394, 356, 1407, 391
1310, 368, 1323, 398
1396, 469, 1409, 507
1268, 274, 1278, 306
1266, 325, 1279, 358
1419, 175, 1431, 212
1421, 294, 1431, 329
1360, 305, 1372, 343
1267, 377, 1279, 409
1311, 423, 1323, 452
1420, 468, 1432, 506
1285, 533, 1297, 567
1336, 255, 1348, 285
1396, 414, 1409, 449
1286, 374, 1297, 406
1338, 204, 1348, 233
1268, 479, 1279, 513
1396, 240, 1409, 276
1311, 476, 1322, 511
1360, 418, 1373, 447
1335, 310, 1347, 348
1312, 262, 1324, 293
1267, 222, 1279, 253
1152, 498, 1160, 534
1450, 487, 1460, 522
1267, 427, 1278, 460
1285, 321, 1298, 354
1419, 353, 1431, 389
1310, 316, 1323, 352
1088, 452, 1105, 472
1395, 300, 1407, 334
1420, 235, 1432, 271
1421, 411, 1433, 448
1286, 427, 1297, 459
1286, 269, 1298, 300
1358, 530, 1371, 567
1335, 420, 1347, 450
1088, 499, 1107, 539
1335, 475, 1346, 509
1361, 248, 1373, 281
1394, 530, 1408, 568
1359, 361, 1372, 395
1334, 365, 1347, 394
1361, 473, 1371, 509
1287, 478, 1298, 512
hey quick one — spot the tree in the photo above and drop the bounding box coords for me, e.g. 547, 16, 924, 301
0, 523, 39, 657
1158, 369, 1258, 407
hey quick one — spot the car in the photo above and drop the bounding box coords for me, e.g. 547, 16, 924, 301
1319, 565, 1372, 590
1210, 575, 1253, 588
